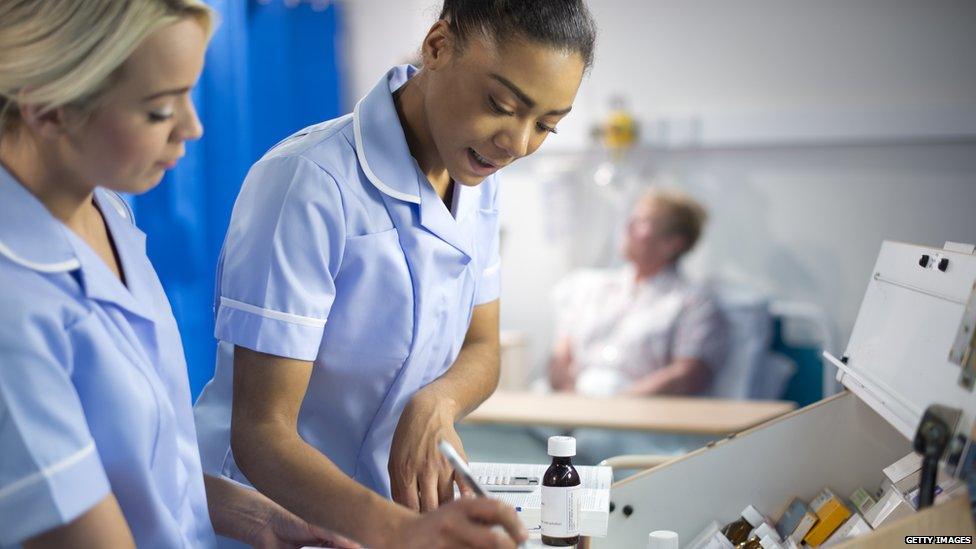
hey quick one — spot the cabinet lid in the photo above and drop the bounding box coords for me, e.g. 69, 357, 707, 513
828, 241, 976, 442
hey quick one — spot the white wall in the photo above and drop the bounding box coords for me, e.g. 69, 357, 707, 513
499, 144, 976, 373
342, 0, 976, 145
342, 0, 436, 102
343, 1, 976, 378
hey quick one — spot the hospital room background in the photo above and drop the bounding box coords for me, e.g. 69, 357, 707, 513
133, 0, 976, 465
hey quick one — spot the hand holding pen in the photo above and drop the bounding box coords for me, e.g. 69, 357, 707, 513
437, 439, 530, 549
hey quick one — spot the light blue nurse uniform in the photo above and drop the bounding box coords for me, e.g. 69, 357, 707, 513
193, 65, 502, 498
0, 166, 216, 547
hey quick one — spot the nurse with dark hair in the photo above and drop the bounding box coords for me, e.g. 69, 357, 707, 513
193, 1, 597, 547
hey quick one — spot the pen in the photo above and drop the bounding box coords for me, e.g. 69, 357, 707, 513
437, 438, 487, 496
437, 439, 530, 548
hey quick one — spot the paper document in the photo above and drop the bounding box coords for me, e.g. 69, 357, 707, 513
469, 462, 612, 538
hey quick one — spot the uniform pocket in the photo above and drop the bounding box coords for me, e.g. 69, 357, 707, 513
326, 227, 413, 363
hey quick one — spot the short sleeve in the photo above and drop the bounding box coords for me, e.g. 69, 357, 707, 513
474, 178, 501, 306
214, 155, 346, 361
0, 303, 110, 546
671, 291, 730, 373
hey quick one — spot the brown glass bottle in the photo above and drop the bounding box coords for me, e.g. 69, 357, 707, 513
541, 436, 582, 547
721, 505, 764, 547
741, 537, 762, 549
740, 523, 780, 549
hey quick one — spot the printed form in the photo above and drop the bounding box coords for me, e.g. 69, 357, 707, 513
469, 462, 612, 537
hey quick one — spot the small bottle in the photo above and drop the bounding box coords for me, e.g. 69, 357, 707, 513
709, 534, 735, 549
686, 521, 734, 549
541, 436, 582, 546
721, 505, 765, 547
743, 534, 783, 549
742, 523, 780, 548
648, 530, 679, 549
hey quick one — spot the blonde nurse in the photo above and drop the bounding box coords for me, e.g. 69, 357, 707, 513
0, 1, 352, 547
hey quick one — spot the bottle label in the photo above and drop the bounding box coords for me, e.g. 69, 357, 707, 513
541, 485, 581, 537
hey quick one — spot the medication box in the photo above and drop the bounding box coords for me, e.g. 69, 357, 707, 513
775, 498, 817, 544
804, 490, 851, 546
822, 513, 871, 547
592, 242, 976, 548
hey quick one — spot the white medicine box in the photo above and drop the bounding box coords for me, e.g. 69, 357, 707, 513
592, 241, 976, 548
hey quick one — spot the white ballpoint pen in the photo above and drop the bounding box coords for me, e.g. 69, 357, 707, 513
437, 439, 530, 549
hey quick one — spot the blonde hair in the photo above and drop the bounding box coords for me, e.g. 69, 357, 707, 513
641, 187, 709, 260
0, 0, 215, 137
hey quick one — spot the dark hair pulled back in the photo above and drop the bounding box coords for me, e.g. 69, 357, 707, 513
438, 0, 597, 70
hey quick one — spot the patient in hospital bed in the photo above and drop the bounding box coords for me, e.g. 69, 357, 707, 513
547, 187, 729, 397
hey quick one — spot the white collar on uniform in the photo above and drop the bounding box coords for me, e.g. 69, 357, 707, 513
352, 64, 485, 260
352, 64, 423, 204
0, 163, 81, 272
0, 163, 155, 320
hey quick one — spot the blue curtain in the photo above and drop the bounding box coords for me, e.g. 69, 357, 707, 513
132, 0, 344, 398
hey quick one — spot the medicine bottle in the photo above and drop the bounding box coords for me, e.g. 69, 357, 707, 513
742, 534, 782, 549
648, 530, 679, 549
721, 505, 764, 546
541, 436, 581, 546
741, 523, 780, 549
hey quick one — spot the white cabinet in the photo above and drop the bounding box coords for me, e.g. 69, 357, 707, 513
591, 241, 976, 548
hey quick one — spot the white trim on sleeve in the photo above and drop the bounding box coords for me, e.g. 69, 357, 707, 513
0, 442, 95, 502
219, 297, 327, 328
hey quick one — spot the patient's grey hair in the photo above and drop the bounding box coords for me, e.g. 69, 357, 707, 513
641, 187, 708, 261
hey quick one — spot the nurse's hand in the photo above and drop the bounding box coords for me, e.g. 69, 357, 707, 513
388, 497, 527, 549
389, 391, 470, 511
204, 474, 361, 549
249, 503, 362, 548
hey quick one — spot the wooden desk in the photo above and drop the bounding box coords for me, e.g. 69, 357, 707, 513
463, 391, 796, 435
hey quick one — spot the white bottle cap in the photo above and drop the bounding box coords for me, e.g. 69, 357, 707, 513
754, 523, 779, 541
741, 505, 765, 528
760, 535, 783, 549
548, 436, 576, 457
647, 530, 679, 549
